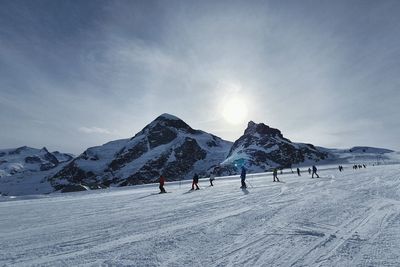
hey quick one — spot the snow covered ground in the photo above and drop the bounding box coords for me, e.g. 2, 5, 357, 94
1, 164, 400, 266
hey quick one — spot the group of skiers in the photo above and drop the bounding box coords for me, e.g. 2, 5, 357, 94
157, 163, 367, 193
353, 164, 366, 169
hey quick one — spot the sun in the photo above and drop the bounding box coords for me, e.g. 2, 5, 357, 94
222, 96, 248, 125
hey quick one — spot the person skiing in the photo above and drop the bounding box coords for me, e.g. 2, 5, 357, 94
240, 166, 247, 188
312, 165, 319, 178
209, 172, 215, 186
159, 175, 166, 193
296, 168, 301, 176
191, 173, 200, 190
273, 168, 280, 182
308, 168, 312, 175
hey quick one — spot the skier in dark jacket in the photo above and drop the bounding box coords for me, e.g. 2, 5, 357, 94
191, 173, 200, 190
159, 175, 166, 193
273, 168, 280, 182
312, 165, 319, 178
240, 166, 247, 188
296, 168, 301, 176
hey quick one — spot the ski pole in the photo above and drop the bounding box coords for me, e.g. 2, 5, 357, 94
247, 176, 254, 188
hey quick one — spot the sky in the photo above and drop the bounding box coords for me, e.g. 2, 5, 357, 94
0, 0, 399, 154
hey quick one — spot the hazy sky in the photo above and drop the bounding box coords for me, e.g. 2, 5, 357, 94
1, 0, 399, 154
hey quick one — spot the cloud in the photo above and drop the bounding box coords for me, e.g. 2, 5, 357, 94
78, 126, 113, 135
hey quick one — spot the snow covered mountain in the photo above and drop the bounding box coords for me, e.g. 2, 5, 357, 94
0, 146, 73, 196
219, 121, 328, 174
0, 146, 73, 177
2, 117, 398, 196
50, 114, 232, 190
319, 146, 398, 166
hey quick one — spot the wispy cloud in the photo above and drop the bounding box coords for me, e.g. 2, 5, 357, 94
78, 127, 113, 135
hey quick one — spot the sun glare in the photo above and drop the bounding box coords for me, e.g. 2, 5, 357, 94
222, 97, 248, 125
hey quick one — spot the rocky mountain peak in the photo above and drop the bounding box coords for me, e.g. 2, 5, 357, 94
244, 121, 282, 137
132, 113, 199, 141
152, 113, 197, 133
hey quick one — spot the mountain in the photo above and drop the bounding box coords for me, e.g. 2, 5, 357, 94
0, 146, 72, 177
3, 117, 398, 196
218, 121, 328, 174
50, 114, 232, 190
0, 146, 74, 196
318, 146, 398, 166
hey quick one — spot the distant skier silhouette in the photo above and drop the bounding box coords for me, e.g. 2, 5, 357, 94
191, 173, 200, 190
273, 168, 280, 182
159, 175, 166, 193
308, 168, 312, 175
297, 168, 301, 176
209, 172, 215, 186
312, 165, 319, 178
240, 166, 247, 188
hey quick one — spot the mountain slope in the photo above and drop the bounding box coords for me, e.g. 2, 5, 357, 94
51, 114, 232, 190
219, 121, 328, 173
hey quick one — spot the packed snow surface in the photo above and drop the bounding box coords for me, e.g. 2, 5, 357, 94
1, 164, 400, 266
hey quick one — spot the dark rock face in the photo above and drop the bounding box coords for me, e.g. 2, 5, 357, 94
147, 125, 178, 149
221, 121, 328, 173
51, 113, 232, 191
25, 156, 42, 164
53, 161, 96, 184
109, 139, 148, 171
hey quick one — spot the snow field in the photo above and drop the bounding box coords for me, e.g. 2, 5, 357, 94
1, 164, 400, 266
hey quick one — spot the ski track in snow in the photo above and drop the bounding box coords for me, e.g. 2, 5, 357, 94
1, 165, 400, 266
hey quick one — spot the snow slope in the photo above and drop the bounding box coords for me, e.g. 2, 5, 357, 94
1, 164, 400, 266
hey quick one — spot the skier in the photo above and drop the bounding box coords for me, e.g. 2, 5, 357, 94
312, 165, 319, 178
308, 168, 312, 175
296, 168, 301, 176
159, 175, 166, 193
273, 168, 280, 182
209, 172, 215, 186
191, 173, 200, 190
240, 166, 247, 189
